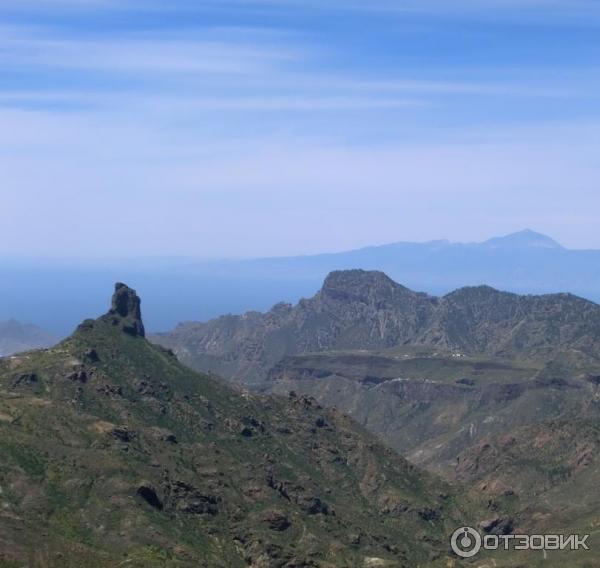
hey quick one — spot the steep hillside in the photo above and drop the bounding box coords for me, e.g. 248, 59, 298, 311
154, 270, 600, 386
266, 350, 600, 482
0, 284, 473, 568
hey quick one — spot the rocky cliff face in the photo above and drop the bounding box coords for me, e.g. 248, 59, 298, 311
153, 270, 600, 385
103, 282, 146, 337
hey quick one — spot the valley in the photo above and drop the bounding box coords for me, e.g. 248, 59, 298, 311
155, 270, 600, 565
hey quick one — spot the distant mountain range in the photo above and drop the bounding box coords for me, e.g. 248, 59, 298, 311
153, 269, 600, 386
2, 229, 600, 335
0, 319, 57, 357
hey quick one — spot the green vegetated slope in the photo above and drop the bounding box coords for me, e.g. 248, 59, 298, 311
0, 284, 480, 568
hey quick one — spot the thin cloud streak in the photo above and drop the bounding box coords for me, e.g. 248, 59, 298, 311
0, 24, 588, 111
0, 28, 299, 76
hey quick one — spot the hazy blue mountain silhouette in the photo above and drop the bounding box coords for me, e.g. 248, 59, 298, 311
2, 230, 599, 335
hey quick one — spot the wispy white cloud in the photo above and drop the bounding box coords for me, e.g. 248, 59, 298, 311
0, 23, 587, 106
1, 19, 586, 128
0, 25, 299, 76
0, 90, 426, 114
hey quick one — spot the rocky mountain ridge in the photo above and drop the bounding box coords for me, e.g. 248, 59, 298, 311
154, 270, 600, 385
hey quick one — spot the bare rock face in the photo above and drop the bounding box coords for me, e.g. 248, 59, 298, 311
137, 485, 163, 510
105, 282, 145, 338
320, 269, 408, 303
479, 515, 514, 535
261, 510, 291, 531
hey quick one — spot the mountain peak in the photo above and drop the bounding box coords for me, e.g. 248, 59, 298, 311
106, 282, 145, 337
321, 269, 407, 299
323, 269, 395, 285
482, 229, 563, 250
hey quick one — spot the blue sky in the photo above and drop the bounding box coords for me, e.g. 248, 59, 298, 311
1, 0, 600, 257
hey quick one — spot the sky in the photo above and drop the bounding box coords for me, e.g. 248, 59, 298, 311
1, 0, 600, 258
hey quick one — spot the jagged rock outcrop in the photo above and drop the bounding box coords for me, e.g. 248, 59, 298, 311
103, 282, 146, 337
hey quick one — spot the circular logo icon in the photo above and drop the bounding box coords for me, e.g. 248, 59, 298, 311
450, 526, 482, 558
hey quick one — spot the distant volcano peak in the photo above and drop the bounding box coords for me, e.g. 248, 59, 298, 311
481, 229, 563, 250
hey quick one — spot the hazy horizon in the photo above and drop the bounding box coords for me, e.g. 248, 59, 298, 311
2, 1, 600, 257
2, 227, 600, 336
0, 228, 595, 261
